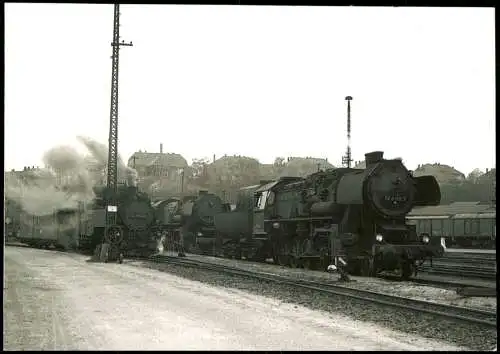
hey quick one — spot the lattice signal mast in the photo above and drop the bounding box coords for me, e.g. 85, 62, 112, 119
105, 4, 132, 242
107, 4, 132, 193
342, 96, 353, 168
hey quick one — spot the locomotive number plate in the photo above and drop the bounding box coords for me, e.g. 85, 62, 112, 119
384, 195, 407, 202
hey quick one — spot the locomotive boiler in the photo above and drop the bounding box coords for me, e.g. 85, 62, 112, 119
213, 151, 444, 279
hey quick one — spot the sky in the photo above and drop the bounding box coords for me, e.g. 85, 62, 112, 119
4, 4, 496, 175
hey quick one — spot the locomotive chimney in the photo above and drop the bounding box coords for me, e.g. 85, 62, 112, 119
365, 151, 384, 166
160, 143, 163, 154
199, 190, 208, 196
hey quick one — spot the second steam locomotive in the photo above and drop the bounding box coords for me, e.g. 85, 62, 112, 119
192, 151, 444, 279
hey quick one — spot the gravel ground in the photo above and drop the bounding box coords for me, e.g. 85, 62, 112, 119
130, 255, 497, 351
3, 246, 472, 351
164, 252, 497, 311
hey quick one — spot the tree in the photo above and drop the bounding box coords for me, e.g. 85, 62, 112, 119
274, 157, 285, 167
467, 168, 484, 184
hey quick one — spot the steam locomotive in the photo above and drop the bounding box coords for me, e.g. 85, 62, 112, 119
11, 182, 228, 259
153, 191, 229, 255
77, 185, 160, 257
206, 151, 444, 279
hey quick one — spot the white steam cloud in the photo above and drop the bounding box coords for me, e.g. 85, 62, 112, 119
4, 136, 139, 221
77, 135, 138, 187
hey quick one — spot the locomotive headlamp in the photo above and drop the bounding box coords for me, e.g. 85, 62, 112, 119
197, 232, 203, 237
375, 234, 383, 242
422, 235, 430, 244
272, 222, 280, 229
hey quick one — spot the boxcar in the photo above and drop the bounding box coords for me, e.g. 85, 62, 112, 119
407, 202, 496, 249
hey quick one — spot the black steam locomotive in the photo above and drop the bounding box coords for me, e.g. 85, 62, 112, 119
78, 185, 160, 257
154, 191, 229, 255
209, 151, 444, 279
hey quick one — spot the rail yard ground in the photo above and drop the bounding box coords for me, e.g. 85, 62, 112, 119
3, 246, 475, 351
153, 252, 497, 311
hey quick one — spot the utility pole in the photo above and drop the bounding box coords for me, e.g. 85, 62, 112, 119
101, 4, 133, 261
342, 96, 353, 168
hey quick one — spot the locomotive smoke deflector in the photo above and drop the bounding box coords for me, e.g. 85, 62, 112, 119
413, 175, 441, 206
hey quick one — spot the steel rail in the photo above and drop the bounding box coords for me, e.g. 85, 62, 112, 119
148, 254, 497, 328
419, 265, 497, 280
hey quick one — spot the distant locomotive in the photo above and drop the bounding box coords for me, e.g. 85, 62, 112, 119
210, 151, 444, 279
154, 191, 229, 254
10, 183, 228, 259
78, 185, 158, 257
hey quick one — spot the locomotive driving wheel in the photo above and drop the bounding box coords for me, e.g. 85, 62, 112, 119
289, 256, 299, 268
302, 258, 317, 270
105, 226, 123, 245
103, 226, 123, 263
288, 239, 302, 268
400, 260, 414, 280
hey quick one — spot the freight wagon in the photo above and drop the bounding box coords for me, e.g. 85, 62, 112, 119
406, 201, 496, 249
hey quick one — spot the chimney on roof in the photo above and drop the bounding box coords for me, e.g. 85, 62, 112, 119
365, 151, 384, 166
160, 143, 163, 154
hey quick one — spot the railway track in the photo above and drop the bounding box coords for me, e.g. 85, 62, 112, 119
147, 254, 497, 329
8, 241, 494, 292
418, 254, 496, 280
419, 264, 496, 280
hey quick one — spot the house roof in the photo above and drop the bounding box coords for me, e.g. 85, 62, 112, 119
128, 152, 188, 168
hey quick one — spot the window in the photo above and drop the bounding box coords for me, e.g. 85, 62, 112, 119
254, 191, 269, 210
267, 191, 275, 206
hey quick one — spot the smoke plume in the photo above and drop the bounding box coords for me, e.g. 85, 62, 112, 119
4, 136, 139, 222
5, 145, 95, 217
77, 135, 138, 187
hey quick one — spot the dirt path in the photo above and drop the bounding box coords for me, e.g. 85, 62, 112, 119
3, 246, 466, 350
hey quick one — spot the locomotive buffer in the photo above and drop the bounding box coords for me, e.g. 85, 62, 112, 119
96, 4, 133, 263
